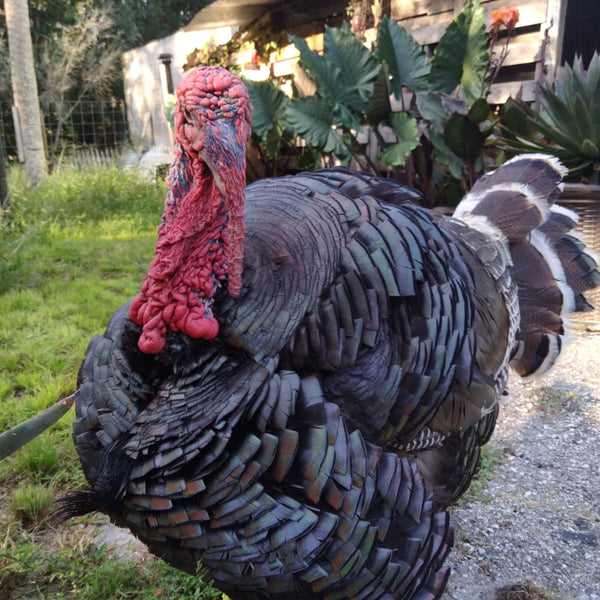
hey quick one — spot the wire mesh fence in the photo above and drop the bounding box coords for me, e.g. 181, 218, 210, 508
0, 99, 129, 165
0, 104, 19, 162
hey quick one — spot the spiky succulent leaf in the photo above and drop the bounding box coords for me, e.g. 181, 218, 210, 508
0, 395, 75, 461
498, 51, 600, 182
581, 138, 600, 157
375, 15, 430, 96
499, 97, 588, 156
537, 86, 583, 137
584, 52, 600, 98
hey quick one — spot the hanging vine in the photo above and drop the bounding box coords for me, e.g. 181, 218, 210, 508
183, 18, 289, 72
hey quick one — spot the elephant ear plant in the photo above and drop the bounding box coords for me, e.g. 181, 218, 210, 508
498, 51, 600, 183
245, 0, 514, 206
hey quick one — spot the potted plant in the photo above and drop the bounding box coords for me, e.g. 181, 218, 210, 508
497, 51, 600, 324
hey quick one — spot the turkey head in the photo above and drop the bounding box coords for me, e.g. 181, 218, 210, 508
128, 67, 252, 353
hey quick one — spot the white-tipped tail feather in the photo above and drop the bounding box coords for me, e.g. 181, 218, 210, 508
454, 154, 599, 377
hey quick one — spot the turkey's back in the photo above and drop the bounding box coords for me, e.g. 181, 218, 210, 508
218, 169, 505, 451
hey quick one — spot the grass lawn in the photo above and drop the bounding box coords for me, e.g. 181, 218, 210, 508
0, 166, 221, 599
0, 164, 506, 600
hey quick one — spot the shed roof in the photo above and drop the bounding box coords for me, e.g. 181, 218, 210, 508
186, 0, 347, 32
186, 0, 278, 30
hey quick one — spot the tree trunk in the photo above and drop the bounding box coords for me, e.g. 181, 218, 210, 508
5, 0, 47, 185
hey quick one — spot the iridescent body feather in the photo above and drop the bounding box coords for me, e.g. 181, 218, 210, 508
65, 67, 600, 600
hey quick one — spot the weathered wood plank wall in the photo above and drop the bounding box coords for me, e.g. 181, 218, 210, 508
271, 0, 562, 104
389, 0, 553, 102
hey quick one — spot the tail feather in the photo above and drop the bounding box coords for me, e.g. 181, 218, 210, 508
536, 206, 600, 311
469, 153, 567, 202
537, 204, 579, 242
454, 154, 600, 377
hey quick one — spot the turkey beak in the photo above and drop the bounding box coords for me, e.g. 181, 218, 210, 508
200, 147, 227, 202
193, 109, 249, 298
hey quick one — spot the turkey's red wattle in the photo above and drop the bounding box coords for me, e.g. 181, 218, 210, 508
128, 66, 251, 354
128, 166, 228, 353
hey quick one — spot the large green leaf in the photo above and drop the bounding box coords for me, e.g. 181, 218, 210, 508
444, 112, 485, 160
336, 104, 363, 132
290, 25, 379, 114
366, 66, 393, 126
289, 33, 338, 95
415, 90, 468, 129
428, 129, 467, 180
469, 97, 490, 124
244, 78, 290, 141
376, 15, 430, 96
285, 96, 350, 159
323, 24, 380, 105
429, 0, 488, 104
379, 112, 420, 166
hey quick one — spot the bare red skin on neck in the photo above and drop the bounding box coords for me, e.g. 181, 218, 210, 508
128, 67, 251, 354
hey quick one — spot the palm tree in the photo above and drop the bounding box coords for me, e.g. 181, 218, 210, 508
5, 0, 47, 184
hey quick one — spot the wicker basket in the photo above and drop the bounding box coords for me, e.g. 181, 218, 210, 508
558, 183, 600, 327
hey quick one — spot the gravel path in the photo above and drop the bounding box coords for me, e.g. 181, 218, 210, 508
444, 332, 600, 600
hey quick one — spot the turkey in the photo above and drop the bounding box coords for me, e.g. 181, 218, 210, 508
62, 66, 600, 600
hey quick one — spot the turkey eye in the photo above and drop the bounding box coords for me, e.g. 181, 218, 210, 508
182, 107, 194, 124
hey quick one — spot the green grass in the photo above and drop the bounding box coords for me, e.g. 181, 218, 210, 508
0, 517, 222, 599
459, 443, 505, 505
0, 166, 163, 430
14, 436, 60, 477
10, 482, 56, 526
0, 165, 223, 598
531, 385, 577, 414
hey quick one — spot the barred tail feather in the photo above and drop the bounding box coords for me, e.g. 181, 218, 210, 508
509, 230, 574, 376
454, 154, 600, 377
539, 206, 600, 312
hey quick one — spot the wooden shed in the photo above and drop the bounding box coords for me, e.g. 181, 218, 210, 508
268, 0, 600, 104
123, 0, 600, 150
122, 1, 600, 322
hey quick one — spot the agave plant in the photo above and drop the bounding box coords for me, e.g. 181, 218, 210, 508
0, 394, 74, 461
498, 51, 600, 183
